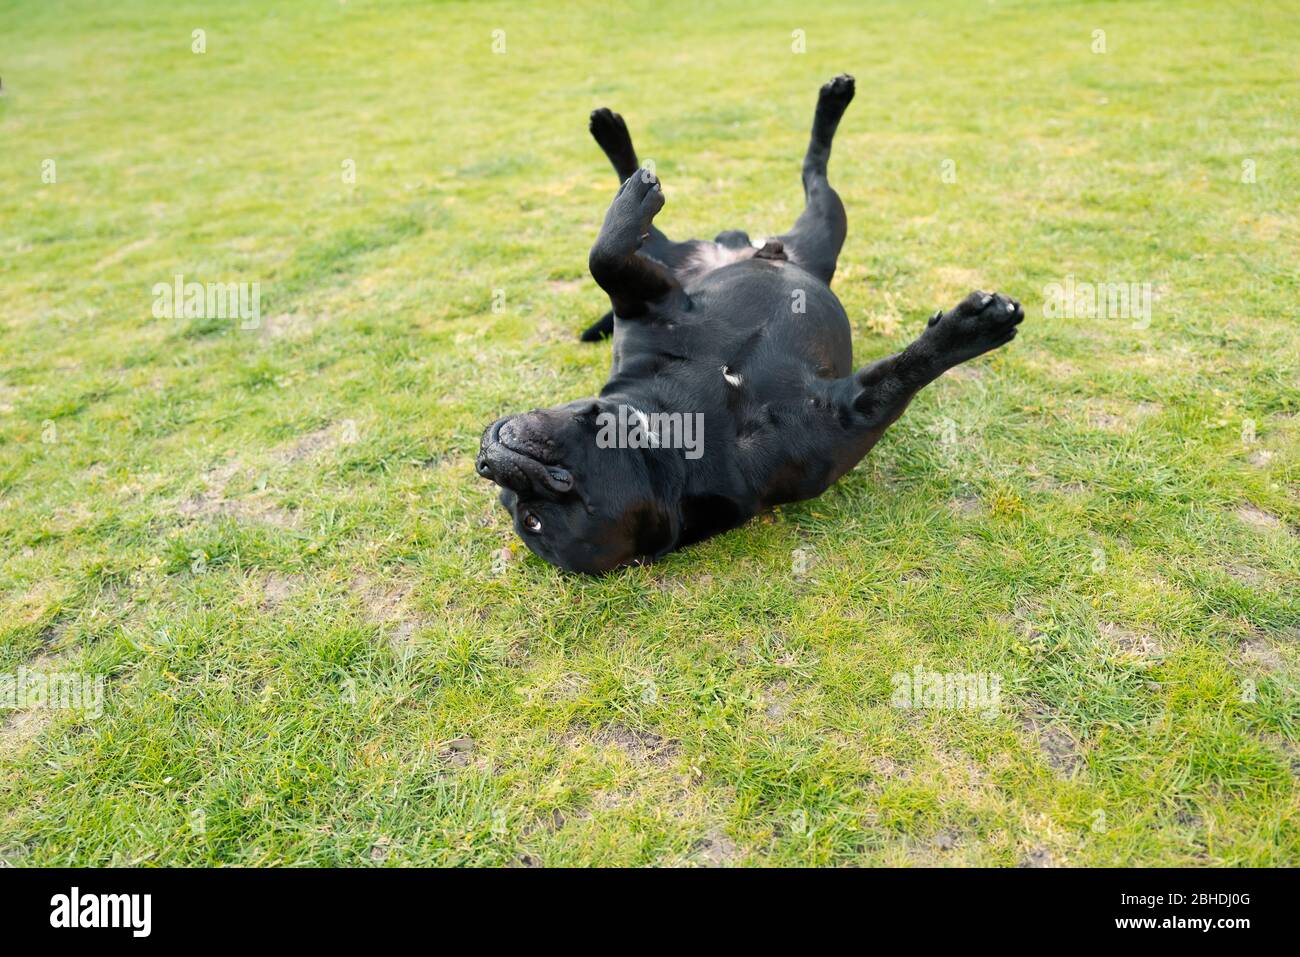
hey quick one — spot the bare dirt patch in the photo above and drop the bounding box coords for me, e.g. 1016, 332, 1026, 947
0, 709, 52, 756
351, 574, 424, 650
761, 683, 791, 722
1005, 600, 1049, 646
933, 829, 960, 851
560, 723, 680, 766
177, 461, 301, 528
600, 724, 678, 765
1020, 704, 1085, 777
352, 574, 413, 621
175, 471, 232, 519
690, 831, 739, 867
1237, 635, 1284, 672
258, 312, 318, 342
260, 573, 302, 611
1019, 846, 1057, 868
368, 835, 392, 862
1223, 564, 1268, 587
272, 421, 359, 466
870, 755, 911, 782
439, 735, 475, 768
522, 807, 574, 837
0, 651, 74, 756
948, 496, 985, 518
1234, 505, 1282, 531
273, 426, 338, 464
1099, 622, 1164, 665
1032, 355, 1081, 380
932, 748, 999, 794
1084, 404, 1126, 432
33, 617, 72, 652
945, 363, 985, 383
547, 672, 590, 703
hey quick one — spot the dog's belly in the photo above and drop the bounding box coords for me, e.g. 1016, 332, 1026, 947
679, 259, 852, 381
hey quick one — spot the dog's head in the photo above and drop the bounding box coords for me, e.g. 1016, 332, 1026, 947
476, 399, 681, 573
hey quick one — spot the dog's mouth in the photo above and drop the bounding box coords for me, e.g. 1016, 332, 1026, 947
476, 415, 574, 498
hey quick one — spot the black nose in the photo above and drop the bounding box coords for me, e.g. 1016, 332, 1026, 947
476, 412, 576, 499
476, 438, 540, 496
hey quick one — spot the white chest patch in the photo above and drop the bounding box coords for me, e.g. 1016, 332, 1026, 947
628, 406, 660, 445
687, 242, 755, 275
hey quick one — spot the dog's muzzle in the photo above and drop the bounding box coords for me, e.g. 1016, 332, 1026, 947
476, 414, 574, 498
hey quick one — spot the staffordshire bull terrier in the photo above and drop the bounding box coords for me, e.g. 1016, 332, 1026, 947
477, 75, 1024, 573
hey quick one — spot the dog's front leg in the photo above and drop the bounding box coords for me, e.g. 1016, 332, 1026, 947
834, 290, 1025, 432
588, 170, 685, 318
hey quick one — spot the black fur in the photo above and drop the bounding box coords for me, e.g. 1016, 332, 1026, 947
477, 76, 1024, 573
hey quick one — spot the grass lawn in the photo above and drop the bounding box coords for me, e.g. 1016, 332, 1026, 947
1, 0, 1297, 867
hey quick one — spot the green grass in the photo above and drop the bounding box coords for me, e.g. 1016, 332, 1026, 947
1, 0, 1297, 866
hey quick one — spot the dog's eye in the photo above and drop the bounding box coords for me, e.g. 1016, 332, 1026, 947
523, 512, 542, 533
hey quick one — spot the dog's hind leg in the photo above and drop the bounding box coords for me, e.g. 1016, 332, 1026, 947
590, 108, 642, 182
776, 74, 854, 285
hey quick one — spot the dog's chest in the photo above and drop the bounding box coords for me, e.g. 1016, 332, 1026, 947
683, 241, 756, 278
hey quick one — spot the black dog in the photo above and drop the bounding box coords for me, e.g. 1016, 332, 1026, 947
477, 75, 1024, 573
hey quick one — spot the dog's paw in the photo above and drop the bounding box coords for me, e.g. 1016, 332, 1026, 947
816, 73, 856, 124
614, 166, 665, 232
579, 312, 615, 342
820, 73, 856, 106
589, 107, 631, 151
927, 290, 1024, 361
594, 167, 665, 261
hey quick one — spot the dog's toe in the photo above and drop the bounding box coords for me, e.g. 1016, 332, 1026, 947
824, 73, 855, 94
589, 107, 623, 130
589, 108, 630, 150
931, 290, 1025, 358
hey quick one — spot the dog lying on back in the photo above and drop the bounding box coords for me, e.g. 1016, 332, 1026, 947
477, 75, 1024, 573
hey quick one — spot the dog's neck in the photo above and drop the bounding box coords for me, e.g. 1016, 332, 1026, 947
598, 385, 752, 551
